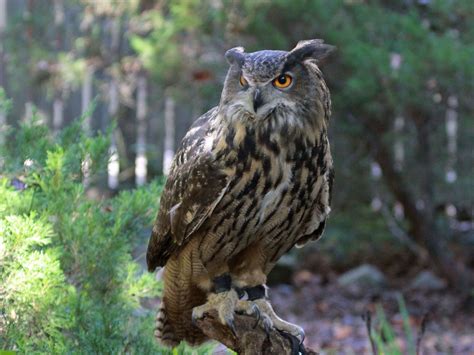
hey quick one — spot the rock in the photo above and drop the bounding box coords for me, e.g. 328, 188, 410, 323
409, 270, 446, 291
293, 269, 320, 287
333, 324, 353, 340
337, 264, 387, 291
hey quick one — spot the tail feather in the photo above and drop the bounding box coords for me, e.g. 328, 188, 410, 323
155, 250, 208, 347
155, 301, 180, 348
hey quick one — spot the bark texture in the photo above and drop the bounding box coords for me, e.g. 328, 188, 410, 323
195, 310, 317, 355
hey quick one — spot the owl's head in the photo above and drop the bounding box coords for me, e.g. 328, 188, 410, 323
219, 39, 335, 125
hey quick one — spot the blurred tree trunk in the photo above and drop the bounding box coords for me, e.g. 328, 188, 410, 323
52, 98, 64, 134
393, 116, 404, 171
81, 65, 94, 132
445, 96, 458, 184
24, 0, 35, 122
361, 113, 473, 292
0, 0, 6, 88
107, 16, 121, 190
81, 64, 94, 189
107, 79, 119, 190
0, 0, 7, 144
135, 74, 148, 186
52, 0, 64, 134
163, 93, 175, 176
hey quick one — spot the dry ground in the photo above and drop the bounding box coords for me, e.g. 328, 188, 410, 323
270, 271, 474, 355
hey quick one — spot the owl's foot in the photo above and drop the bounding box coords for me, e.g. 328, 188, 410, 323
192, 288, 240, 336
234, 299, 261, 327
191, 291, 261, 335
191, 273, 262, 336
235, 284, 305, 344
253, 298, 305, 344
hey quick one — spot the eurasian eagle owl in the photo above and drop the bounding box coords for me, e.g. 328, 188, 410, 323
147, 39, 335, 348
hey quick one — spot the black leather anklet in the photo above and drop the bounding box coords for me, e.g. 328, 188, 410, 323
211, 273, 232, 293
236, 284, 268, 300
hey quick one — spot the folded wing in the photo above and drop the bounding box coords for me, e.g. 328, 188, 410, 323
146, 108, 229, 271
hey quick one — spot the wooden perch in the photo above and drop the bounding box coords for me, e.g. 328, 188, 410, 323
195, 310, 318, 355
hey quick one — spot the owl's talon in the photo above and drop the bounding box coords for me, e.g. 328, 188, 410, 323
279, 330, 306, 355
253, 298, 306, 343
192, 289, 239, 332
233, 299, 261, 328
261, 313, 273, 335
191, 311, 200, 326
227, 318, 237, 337
251, 303, 261, 328
298, 328, 306, 344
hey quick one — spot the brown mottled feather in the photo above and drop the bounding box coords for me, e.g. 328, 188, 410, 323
146, 108, 228, 271
159, 239, 207, 346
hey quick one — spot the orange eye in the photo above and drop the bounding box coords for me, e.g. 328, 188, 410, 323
239, 75, 248, 86
273, 74, 292, 89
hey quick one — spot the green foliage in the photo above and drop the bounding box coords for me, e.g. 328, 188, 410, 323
0, 88, 12, 116
370, 296, 418, 355
0, 108, 173, 353
131, 0, 205, 83
0, 213, 73, 353
172, 341, 220, 355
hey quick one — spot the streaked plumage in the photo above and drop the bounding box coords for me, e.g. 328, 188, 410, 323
147, 39, 335, 347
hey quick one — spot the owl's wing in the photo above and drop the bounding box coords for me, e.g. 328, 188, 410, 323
146, 107, 229, 271
295, 167, 334, 248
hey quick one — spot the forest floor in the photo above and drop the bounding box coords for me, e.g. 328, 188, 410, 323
269, 270, 474, 355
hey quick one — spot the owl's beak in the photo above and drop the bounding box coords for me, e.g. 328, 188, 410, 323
253, 89, 263, 112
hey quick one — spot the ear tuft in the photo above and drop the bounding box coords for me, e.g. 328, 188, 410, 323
225, 47, 246, 66
287, 39, 335, 64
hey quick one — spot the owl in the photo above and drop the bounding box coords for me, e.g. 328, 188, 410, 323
147, 39, 335, 348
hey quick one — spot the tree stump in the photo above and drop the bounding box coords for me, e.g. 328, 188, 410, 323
195, 310, 317, 355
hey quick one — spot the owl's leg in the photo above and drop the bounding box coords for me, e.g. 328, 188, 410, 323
233, 284, 266, 322
240, 285, 305, 343
229, 244, 305, 343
